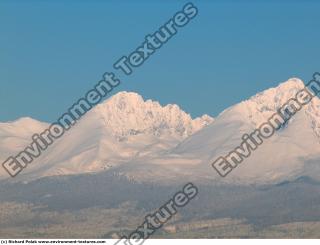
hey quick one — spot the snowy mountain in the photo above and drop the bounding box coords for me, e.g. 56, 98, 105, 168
1, 78, 320, 185
0, 92, 213, 180
95, 91, 213, 139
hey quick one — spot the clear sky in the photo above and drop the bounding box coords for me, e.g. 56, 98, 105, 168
1, 0, 319, 122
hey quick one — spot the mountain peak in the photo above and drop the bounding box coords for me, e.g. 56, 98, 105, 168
252, 77, 305, 101
95, 91, 214, 139
218, 77, 311, 128
109, 91, 144, 102
272, 78, 305, 95
277, 77, 304, 89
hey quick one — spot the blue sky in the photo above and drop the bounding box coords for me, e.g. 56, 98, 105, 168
1, 0, 319, 122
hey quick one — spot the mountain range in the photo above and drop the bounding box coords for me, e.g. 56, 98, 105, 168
1, 78, 320, 185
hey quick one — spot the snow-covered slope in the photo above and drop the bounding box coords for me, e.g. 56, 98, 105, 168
0, 92, 213, 180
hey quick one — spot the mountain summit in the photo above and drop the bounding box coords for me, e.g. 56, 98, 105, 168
94, 91, 213, 140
